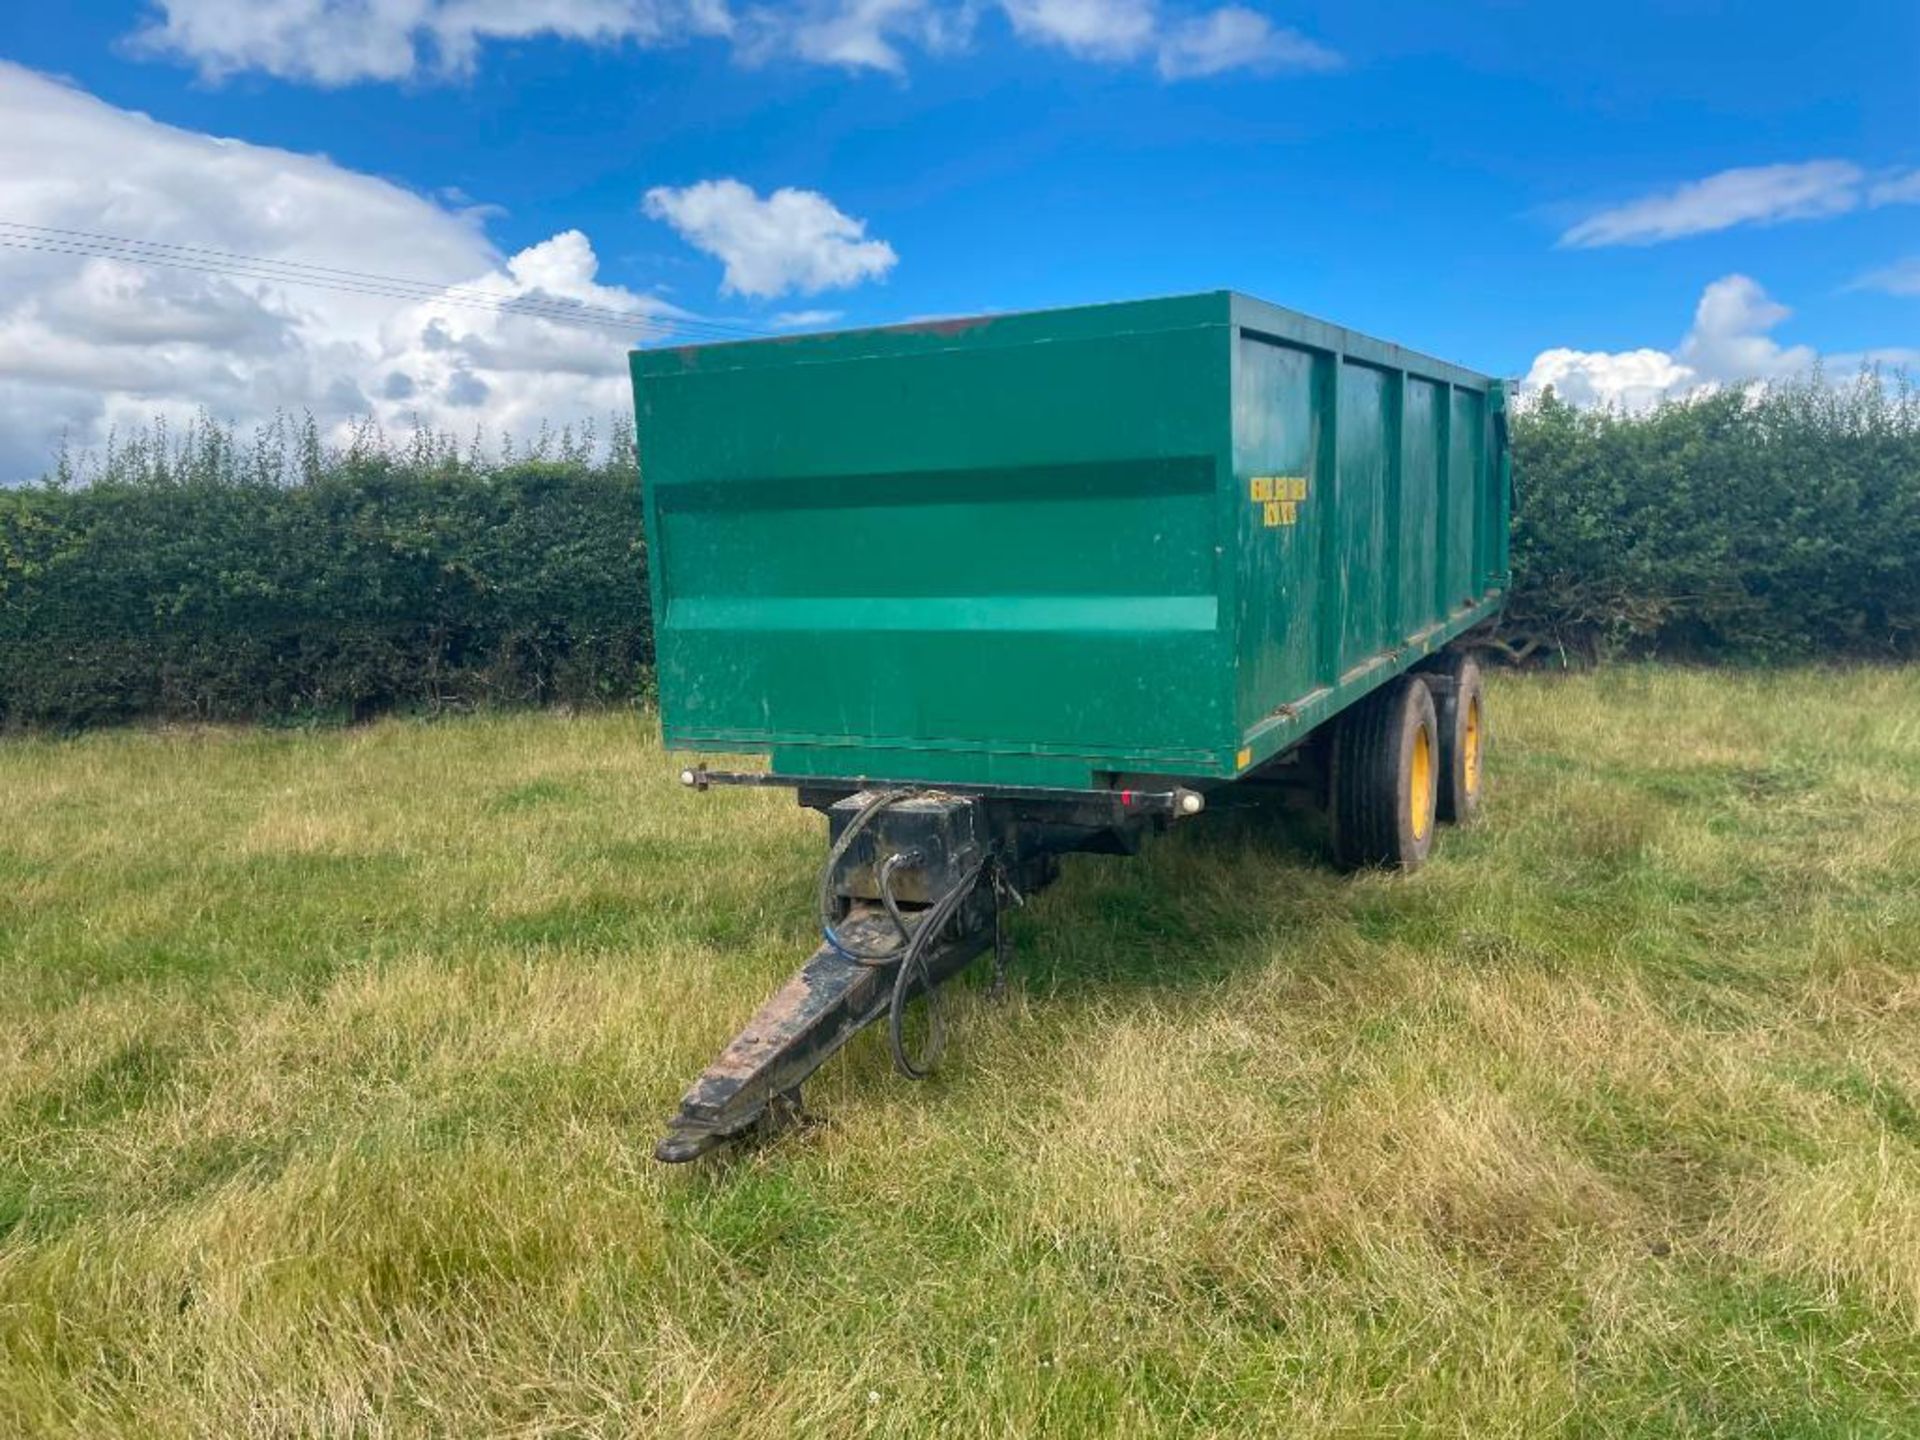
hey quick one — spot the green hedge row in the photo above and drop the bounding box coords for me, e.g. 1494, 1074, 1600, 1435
3, 374, 1916, 730
0, 419, 649, 728
1508, 374, 1920, 662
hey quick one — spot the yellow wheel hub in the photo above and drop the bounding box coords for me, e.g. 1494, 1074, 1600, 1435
1410, 724, 1433, 841
1463, 695, 1482, 797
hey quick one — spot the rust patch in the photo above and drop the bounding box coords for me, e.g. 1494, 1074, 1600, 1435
705, 958, 854, 1079
655, 904, 982, 1162
889, 314, 994, 338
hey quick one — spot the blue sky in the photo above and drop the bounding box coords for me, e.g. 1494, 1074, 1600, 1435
0, 1, 1915, 475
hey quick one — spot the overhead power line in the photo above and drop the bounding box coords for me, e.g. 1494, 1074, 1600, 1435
0, 220, 774, 343
0, 232, 672, 336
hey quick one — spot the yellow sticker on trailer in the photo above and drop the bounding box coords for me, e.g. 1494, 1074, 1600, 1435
1249, 475, 1308, 526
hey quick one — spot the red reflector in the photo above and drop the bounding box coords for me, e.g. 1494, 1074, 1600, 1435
1120, 790, 1134, 806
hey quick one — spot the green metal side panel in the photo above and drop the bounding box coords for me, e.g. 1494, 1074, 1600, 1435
634, 295, 1235, 788
1401, 378, 1441, 640
1447, 387, 1486, 612
1335, 362, 1392, 675
633, 290, 1508, 789
1229, 335, 1319, 734
1225, 294, 1507, 773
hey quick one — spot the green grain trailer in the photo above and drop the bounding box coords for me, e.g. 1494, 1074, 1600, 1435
632, 291, 1510, 1160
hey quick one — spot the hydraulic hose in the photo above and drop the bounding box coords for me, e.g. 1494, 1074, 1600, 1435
817, 788, 916, 962
815, 786, 991, 1077
885, 848, 985, 1079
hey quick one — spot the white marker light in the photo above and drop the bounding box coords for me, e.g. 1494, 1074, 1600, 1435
680, 769, 697, 787
1179, 791, 1205, 815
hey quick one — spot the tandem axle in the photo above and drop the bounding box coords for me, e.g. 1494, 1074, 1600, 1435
654, 769, 1206, 1162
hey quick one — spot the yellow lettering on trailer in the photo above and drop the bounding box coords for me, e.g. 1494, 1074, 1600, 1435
1250, 475, 1308, 528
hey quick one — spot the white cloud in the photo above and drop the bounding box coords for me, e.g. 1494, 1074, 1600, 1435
643, 179, 897, 298
131, 0, 1338, 84
1560, 161, 1867, 248
1522, 346, 1696, 412
1155, 5, 1339, 79
1853, 257, 1920, 296
998, 0, 1339, 77
366, 229, 677, 427
1000, 0, 1157, 59
1673, 274, 1817, 383
1521, 275, 1851, 410
770, 308, 845, 328
1868, 169, 1920, 207
132, 0, 733, 86
1829, 346, 1920, 371
0, 62, 681, 480
740, 0, 977, 73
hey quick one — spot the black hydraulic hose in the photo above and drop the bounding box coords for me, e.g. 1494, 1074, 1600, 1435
818, 788, 916, 962
814, 785, 994, 1077
875, 850, 916, 946
886, 851, 986, 1080
889, 922, 945, 1079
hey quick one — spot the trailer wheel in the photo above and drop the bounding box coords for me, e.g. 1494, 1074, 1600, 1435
1332, 676, 1439, 871
1428, 652, 1486, 824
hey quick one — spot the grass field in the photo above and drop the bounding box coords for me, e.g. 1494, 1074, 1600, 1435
3, 668, 1920, 1437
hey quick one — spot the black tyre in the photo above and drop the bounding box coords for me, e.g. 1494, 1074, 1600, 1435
1427, 651, 1486, 824
1331, 675, 1439, 871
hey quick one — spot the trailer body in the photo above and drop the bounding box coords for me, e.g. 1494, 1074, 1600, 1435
632, 291, 1509, 1159
633, 291, 1508, 789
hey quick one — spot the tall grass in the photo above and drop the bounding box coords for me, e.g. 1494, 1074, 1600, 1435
3, 669, 1919, 1435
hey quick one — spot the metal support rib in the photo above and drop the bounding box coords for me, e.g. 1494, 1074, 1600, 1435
655, 905, 990, 1162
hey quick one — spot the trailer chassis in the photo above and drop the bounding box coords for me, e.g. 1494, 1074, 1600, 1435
654, 768, 1207, 1162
